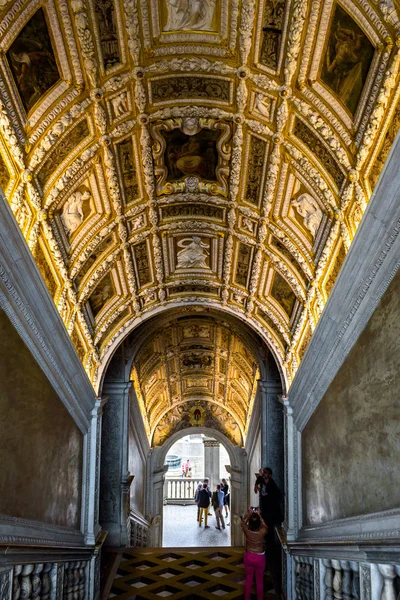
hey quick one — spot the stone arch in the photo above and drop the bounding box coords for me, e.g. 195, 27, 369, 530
147, 427, 248, 547
99, 305, 284, 547
96, 302, 288, 396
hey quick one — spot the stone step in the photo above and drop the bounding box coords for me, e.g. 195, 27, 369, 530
105, 546, 277, 599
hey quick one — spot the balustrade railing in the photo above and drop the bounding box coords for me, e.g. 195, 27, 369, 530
129, 509, 150, 548
164, 478, 202, 504
0, 533, 105, 600
292, 556, 400, 600
0, 559, 92, 600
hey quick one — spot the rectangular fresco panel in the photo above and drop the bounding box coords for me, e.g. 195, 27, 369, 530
151, 76, 230, 102
245, 136, 266, 205
235, 243, 251, 287
95, 0, 121, 68
321, 4, 374, 115
259, 0, 286, 69
133, 242, 152, 286
162, 129, 219, 182
7, 8, 60, 113
88, 273, 114, 317
117, 137, 139, 203
271, 272, 296, 316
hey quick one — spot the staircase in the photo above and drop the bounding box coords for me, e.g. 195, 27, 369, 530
103, 546, 277, 599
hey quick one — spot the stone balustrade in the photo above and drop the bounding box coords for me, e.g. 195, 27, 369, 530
129, 510, 150, 548
0, 560, 91, 600
164, 478, 203, 505
292, 556, 400, 600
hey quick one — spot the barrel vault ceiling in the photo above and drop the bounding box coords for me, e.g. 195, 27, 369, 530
130, 315, 260, 446
1, 0, 400, 398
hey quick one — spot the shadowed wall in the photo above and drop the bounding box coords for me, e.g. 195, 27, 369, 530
302, 270, 400, 525
129, 423, 146, 514
0, 308, 83, 528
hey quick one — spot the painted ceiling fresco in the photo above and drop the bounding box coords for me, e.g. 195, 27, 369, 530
130, 317, 259, 446
1, 0, 400, 399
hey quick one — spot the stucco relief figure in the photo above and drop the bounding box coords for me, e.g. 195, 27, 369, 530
111, 91, 128, 117
62, 190, 91, 235
176, 236, 209, 269
291, 193, 323, 237
164, 0, 216, 31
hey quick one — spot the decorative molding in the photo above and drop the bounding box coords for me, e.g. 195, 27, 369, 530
289, 134, 400, 431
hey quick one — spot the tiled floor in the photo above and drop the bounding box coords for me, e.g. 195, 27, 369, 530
162, 504, 231, 548
109, 547, 276, 599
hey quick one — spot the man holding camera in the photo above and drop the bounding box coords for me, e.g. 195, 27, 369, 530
254, 467, 283, 598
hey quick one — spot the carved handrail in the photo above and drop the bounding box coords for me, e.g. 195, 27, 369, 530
129, 509, 150, 548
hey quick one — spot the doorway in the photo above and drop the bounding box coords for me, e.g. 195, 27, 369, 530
162, 433, 231, 547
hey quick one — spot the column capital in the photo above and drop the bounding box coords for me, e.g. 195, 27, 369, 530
279, 394, 294, 415
91, 395, 108, 418
258, 379, 268, 393
102, 380, 133, 395
203, 438, 220, 447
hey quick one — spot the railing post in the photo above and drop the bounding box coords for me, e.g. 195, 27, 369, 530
341, 561, 352, 600
378, 564, 397, 600
332, 560, 343, 600
350, 562, 360, 600
324, 559, 334, 600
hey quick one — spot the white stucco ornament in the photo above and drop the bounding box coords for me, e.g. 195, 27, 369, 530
62, 190, 90, 235
164, 0, 216, 31
176, 237, 209, 269
291, 193, 323, 237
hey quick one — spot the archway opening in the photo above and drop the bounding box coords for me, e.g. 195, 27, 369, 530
99, 307, 284, 550
162, 432, 232, 547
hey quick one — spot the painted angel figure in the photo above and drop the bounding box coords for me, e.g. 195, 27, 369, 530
176, 236, 209, 269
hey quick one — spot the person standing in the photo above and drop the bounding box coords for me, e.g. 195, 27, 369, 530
185, 459, 191, 477
214, 484, 225, 530
241, 508, 268, 600
254, 467, 283, 597
195, 477, 210, 522
221, 478, 230, 522
181, 462, 185, 478
198, 483, 211, 528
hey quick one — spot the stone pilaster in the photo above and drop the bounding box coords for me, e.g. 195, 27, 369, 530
282, 395, 301, 540
259, 370, 284, 491
84, 396, 107, 545
203, 438, 220, 488
99, 381, 132, 547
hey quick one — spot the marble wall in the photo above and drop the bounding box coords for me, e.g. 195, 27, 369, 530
0, 308, 83, 528
129, 423, 146, 514
248, 427, 261, 508
302, 271, 400, 525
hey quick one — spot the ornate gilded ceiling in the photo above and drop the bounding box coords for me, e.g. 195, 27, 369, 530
1, 0, 400, 395
131, 316, 259, 446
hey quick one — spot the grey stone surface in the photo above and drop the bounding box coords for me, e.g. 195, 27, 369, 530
302, 270, 400, 526
162, 504, 231, 547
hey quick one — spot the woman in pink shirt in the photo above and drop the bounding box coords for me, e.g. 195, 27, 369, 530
241, 507, 268, 600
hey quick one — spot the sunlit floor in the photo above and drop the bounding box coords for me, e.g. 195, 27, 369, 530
162, 503, 231, 547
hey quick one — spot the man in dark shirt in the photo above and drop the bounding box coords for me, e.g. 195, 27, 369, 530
254, 467, 283, 597
198, 483, 212, 528
254, 467, 282, 529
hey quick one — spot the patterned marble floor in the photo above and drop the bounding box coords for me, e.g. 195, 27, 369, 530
109, 547, 276, 599
162, 504, 231, 547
